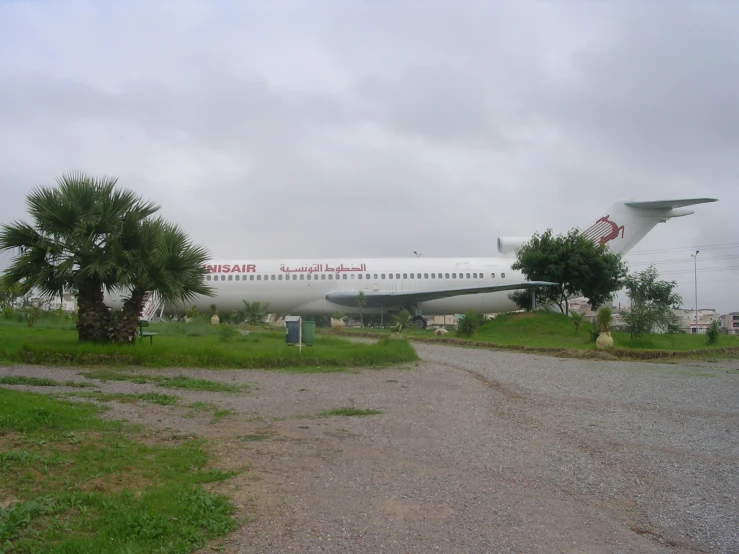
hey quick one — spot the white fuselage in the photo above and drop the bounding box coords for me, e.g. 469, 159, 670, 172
181, 257, 523, 316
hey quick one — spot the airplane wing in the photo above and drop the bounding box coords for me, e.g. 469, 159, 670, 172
325, 281, 558, 308
623, 198, 717, 210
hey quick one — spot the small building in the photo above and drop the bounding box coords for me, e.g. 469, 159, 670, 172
718, 312, 739, 335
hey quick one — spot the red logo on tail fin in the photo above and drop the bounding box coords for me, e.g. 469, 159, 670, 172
582, 215, 625, 246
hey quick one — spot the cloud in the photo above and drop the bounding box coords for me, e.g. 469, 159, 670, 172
0, 1, 736, 312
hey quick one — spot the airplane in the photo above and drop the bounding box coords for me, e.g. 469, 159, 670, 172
140, 198, 717, 328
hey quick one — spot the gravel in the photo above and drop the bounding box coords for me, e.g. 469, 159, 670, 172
2, 344, 738, 553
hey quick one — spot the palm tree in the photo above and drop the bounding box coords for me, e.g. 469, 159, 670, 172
242, 300, 270, 325
393, 309, 412, 333
111, 218, 213, 342
356, 291, 367, 327
0, 172, 157, 342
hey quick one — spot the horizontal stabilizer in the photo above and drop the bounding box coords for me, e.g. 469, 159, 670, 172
326, 281, 558, 308
624, 198, 717, 210
581, 197, 718, 255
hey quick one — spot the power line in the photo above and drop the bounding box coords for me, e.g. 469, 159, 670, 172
628, 254, 739, 266
628, 242, 739, 255
659, 265, 739, 275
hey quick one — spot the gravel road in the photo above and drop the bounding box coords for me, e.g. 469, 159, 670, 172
2, 344, 738, 553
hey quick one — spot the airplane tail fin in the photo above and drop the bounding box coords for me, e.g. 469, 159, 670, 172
580, 198, 717, 255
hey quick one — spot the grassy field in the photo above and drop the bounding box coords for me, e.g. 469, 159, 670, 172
0, 388, 236, 553
0, 319, 418, 370
330, 313, 739, 357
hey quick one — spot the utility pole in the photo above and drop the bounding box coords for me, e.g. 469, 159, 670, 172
691, 250, 700, 333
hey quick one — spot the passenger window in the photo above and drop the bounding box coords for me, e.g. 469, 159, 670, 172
417, 273, 421, 279
452, 273, 456, 278
445, 273, 449, 278
236, 275, 241, 281
250, 275, 254, 281
501, 273, 506, 278
396, 273, 400, 279
279, 275, 283, 280
389, 274, 393, 279
403, 273, 407, 279
206, 275, 211, 281
350, 274, 354, 279
228, 275, 232, 281
424, 273, 428, 279
271, 275, 275, 280
473, 273, 477, 278
491, 273, 495, 278
329, 274, 333, 280
221, 275, 225, 281
367, 274, 371, 280
300, 274, 304, 280
466, 273, 470, 278
359, 274, 363, 279
410, 274, 414, 279
381, 274, 385, 279
292, 275, 297, 280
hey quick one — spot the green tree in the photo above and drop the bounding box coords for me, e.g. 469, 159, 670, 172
622, 265, 682, 338
356, 291, 367, 327
0, 278, 21, 309
0, 172, 211, 342
511, 228, 627, 315
242, 301, 270, 325
0, 173, 158, 341
111, 218, 211, 342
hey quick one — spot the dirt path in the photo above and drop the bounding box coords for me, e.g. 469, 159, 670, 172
2, 347, 737, 553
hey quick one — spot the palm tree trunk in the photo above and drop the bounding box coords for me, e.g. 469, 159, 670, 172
112, 290, 147, 344
76, 281, 111, 342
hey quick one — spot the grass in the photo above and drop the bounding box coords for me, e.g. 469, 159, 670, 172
82, 370, 246, 392
329, 313, 739, 358
0, 388, 236, 552
61, 391, 181, 406
0, 376, 96, 388
0, 323, 418, 370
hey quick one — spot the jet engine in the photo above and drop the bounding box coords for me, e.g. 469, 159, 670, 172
496, 236, 529, 254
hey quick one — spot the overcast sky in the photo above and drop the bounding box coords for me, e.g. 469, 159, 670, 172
1, 1, 737, 313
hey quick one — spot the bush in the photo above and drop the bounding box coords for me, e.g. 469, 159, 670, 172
596, 307, 613, 333
218, 325, 240, 343
706, 320, 721, 345
570, 312, 584, 331
457, 310, 481, 338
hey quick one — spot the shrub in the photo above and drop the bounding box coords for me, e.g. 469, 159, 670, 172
218, 325, 240, 343
392, 310, 411, 333
570, 312, 584, 331
457, 310, 480, 338
596, 307, 613, 333
706, 320, 721, 345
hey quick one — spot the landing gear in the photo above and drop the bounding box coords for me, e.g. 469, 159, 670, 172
412, 315, 428, 329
